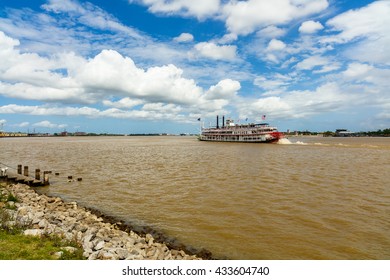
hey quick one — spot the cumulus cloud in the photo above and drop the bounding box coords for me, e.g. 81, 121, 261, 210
257, 25, 286, 39
102, 98, 144, 109
130, 0, 220, 19
33, 120, 67, 129
266, 39, 286, 51
2, 0, 389, 131
0, 103, 189, 123
218, 33, 238, 44
342, 63, 390, 90
222, 0, 328, 35
0, 32, 205, 106
206, 79, 241, 100
42, 0, 142, 39
132, 0, 328, 37
0, 104, 101, 117
194, 42, 237, 61
173, 32, 194, 42
299, 20, 324, 34
237, 82, 353, 120
0, 31, 244, 123
295, 55, 340, 73
254, 73, 292, 91
343, 63, 373, 78
324, 0, 390, 64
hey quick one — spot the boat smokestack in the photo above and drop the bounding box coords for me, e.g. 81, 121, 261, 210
216, 115, 219, 129
222, 115, 225, 128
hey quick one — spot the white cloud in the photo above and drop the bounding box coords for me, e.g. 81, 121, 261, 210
324, 0, 390, 64
254, 73, 292, 91
42, 0, 142, 39
0, 30, 20, 51
142, 103, 182, 113
295, 55, 340, 73
0, 32, 205, 106
342, 63, 390, 89
237, 82, 353, 120
218, 33, 238, 44
130, 0, 220, 19
173, 32, 194, 42
132, 0, 329, 37
266, 39, 286, 51
33, 120, 67, 129
222, 0, 328, 35
3, 0, 389, 132
299, 20, 324, 34
194, 42, 237, 61
102, 98, 144, 109
206, 79, 241, 100
0, 104, 101, 117
41, 0, 80, 13
325, 1, 389, 43
0, 31, 241, 122
15, 122, 30, 128
343, 63, 373, 78
257, 25, 286, 39
0, 103, 189, 123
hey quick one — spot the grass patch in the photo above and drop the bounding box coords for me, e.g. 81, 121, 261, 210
0, 230, 84, 260
0, 184, 84, 260
6, 193, 17, 202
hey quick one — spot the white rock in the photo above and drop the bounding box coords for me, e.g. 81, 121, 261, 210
94, 240, 105, 251
24, 229, 43, 237
116, 248, 130, 260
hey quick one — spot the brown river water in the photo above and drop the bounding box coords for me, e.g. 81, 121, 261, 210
1, 136, 389, 259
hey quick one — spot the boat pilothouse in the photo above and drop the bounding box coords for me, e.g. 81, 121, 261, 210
199, 115, 284, 143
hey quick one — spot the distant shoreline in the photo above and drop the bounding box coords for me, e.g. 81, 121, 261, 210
0, 133, 198, 138
1, 134, 389, 138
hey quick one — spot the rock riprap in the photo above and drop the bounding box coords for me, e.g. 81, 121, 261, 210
3, 183, 201, 260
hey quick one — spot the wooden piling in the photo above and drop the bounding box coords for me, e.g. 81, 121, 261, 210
17, 164, 22, 174
23, 166, 29, 177
43, 171, 50, 185
35, 169, 40, 181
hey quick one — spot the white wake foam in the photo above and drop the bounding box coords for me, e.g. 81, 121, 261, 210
277, 138, 308, 145
277, 138, 293, 144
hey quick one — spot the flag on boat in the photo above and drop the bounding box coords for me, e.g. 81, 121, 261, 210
262, 115, 266, 120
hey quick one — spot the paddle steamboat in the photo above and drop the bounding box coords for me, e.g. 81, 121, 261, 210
199, 116, 284, 143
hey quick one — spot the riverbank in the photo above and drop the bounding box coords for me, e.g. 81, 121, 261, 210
0, 182, 204, 260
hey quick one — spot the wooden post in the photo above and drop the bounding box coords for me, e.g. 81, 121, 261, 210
23, 166, 29, 177
35, 169, 40, 180
43, 171, 50, 185
17, 164, 22, 174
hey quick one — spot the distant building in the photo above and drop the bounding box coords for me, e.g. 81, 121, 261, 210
74, 132, 87, 136
335, 129, 355, 137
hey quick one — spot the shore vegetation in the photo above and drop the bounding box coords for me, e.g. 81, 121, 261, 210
0, 183, 84, 260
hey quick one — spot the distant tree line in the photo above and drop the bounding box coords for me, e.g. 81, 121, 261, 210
286, 128, 390, 137
358, 128, 390, 137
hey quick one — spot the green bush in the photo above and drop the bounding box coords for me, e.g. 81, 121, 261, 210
6, 193, 17, 202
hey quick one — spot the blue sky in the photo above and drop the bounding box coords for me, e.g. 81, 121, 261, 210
0, 0, 389, 134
